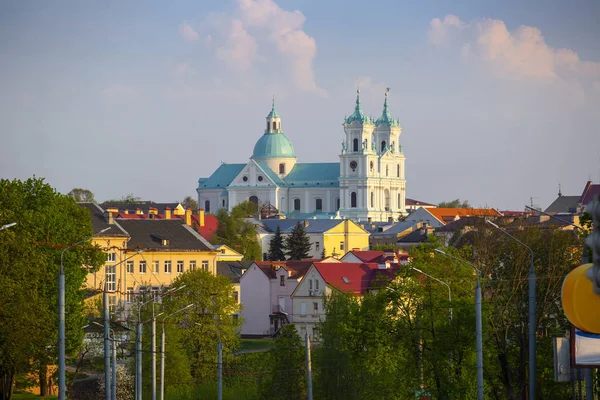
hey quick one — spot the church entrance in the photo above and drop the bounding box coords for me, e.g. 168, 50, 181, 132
249, 196, 258, 205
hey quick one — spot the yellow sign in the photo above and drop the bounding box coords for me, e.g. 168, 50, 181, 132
562, 263, 600, 333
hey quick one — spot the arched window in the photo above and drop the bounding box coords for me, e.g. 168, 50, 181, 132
336, 198, 340, 210
279, 163, 285, 174
294, 198, 301, 211
315, 198, 322, 211
370, 192, 374, 208
204, 200, 210, 213
272, 121, 277, 130
249, 196, 258, 205
266, 121, 270, 130
397, 164, 400, 177
353, 138, 359, 152
222, 199, 225, 207
381, 141, 386, 152
350, 192, 357, 208
398, 193, 401, 208
370, 161, 374, 171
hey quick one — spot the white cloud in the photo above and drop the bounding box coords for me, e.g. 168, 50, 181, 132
179, 21, 200, 42
215, 19, 258, 72
428, 14, 600, 85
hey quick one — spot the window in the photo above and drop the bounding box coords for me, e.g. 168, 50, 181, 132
301, 302, 306, 316
340, 242, 345, 251
233, 291, 239, 303
153, 260, 159, 274
164, 260, 172, 274
205, 200, 210, 213
313, 327, 320, 339
242, 176, 248, 182
397, 164, 400, 177
139, 286, 147, 301
279, 163, 285, 174
398, 193, 401, 208
294, 198, 301, 211
249, 196, 258, 204
202, 260, 209, 271
152, 287, 159, 300
315, 280, 320, 290
126, 261, 134, 274
315, 198, 322, 211
126, 287, 134, 303
370, 161, 374, 171
381, 141, 386, 152
350, 192, 357, 208
272, 121, 276, 130
177, 260, 184, 274
139, 261, 146, 274
258, 176, 263, 182
353, 138, 359, 152
106, 265, 116, 292
309, 279, 313, 290
313, 302, 319, 315
222, 199, 225, 207
315, 241, 320, 250
107, 252, 116, 263
190, 260, 196, 271
280, 275, 285, 286
336, 198, 340, 210
370, 192, 374, 208
386, 165, 389, 176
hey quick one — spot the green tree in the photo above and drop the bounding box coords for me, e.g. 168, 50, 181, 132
438, 199, 471, 208
213, 201, 262, 260
284, 222, 311, 260
67, 188, 95, 203
160, 269, 241, 384
263, 324, 306, 399
267, 226, 285, 261
103, 193, 141, 204
0, 177, 106, 400
182, 196, 198, 211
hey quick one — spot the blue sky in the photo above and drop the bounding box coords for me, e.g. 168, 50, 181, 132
1, 0, 599, 210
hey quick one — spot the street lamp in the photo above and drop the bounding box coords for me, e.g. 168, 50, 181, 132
160, 304, 194, 400
434, 249, 484, 400
58, 227, 110, 400
0, 222, 16, 230
92, 321, 117, 400
411, 267, 452, 321
486, 219, 536, 400
280, 311, 313, 400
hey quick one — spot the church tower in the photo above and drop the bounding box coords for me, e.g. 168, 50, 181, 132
339, 89, 406, 222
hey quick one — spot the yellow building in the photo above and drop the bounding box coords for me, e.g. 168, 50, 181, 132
81, 203, 218, 311
214, 244, 244, 262
258, 218, 370, 259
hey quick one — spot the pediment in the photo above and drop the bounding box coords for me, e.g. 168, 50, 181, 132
231, 160, 277, 187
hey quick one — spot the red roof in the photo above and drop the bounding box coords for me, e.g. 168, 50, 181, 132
580, 180, 600, 206
254, 261, 313, 279
347, 250, 385, 263
313, 262, 399, 295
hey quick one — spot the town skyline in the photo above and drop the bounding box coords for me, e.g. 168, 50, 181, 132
1, 0, 599, 211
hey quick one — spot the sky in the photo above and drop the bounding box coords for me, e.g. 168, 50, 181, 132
1, 0, 599, 211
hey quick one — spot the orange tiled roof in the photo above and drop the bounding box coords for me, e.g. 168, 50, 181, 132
427, 208, 501, 225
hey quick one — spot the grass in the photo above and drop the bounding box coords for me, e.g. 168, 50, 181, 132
12, 390, 58, 399
239, 338, 273, 351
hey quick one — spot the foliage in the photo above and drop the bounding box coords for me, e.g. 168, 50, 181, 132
103, 193, 141, 204
181, 196, 198, 211
97, 364, 134, 400
284, 222, 311, 260
66, 188, 95, 203
0, 177, 106, 400
438, 199, 471, 208
262, 325, 306, 399
159, 270, 242, 384
267, 226, 285, 261
213, 202, 262, 260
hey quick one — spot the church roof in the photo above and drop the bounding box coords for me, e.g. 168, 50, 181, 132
261, 219, 343, 234
251, 132, 296, 159
375, 91, 400, 127
255, 160, 286, 186
285, 163, 340, 187
198, 163, 245, 189
266, 98, 280, 119
345, 90, 373, 125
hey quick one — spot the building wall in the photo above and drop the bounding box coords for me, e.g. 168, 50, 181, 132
405, 208, 444, 228
270, 267, 301, 316
323, 220, 369, 257
240, 264, 272, 336
291, 266, 329, 340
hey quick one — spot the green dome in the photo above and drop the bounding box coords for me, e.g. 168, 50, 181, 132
252, 132, 296, 159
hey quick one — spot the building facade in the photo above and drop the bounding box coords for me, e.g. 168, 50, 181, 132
197, 92, 407, 222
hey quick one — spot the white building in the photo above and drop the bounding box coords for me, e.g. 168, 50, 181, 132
197, 92, 407, 222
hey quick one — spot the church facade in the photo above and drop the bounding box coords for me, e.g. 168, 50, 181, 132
196, 91, 407, 222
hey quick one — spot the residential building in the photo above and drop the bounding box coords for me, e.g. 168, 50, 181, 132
405, 207, 501, 228
217, 261, 253, 309
214, 244, 244, 262
291, 262, 398, 339
239, 261, 313, 337
197, 92, 407, 222
101, 201, 186, 216
545, 180, 600, 214
368, 220, 424, 247
341, 250, 409, 265
81, 203, 218, 313
405, 198, 437, 213
258, 218, 370, 259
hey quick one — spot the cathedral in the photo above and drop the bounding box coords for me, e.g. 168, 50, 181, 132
196, 90, 407, 223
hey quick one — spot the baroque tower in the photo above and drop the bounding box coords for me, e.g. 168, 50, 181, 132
339, 89, 406, 222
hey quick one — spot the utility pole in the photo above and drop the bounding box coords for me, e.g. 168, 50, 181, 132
111, 330, 116, 400
217, 342, 223, 400
160, 323, 166, 400
103, 284, 111, 400
305, 331, 313, 400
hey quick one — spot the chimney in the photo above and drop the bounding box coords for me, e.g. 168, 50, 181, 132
185, 208, 192, 226
136, 208, 142, 215
165, 207, 171, 220
199, 208, 205, 227
105, 208, 118, 225
304, 220, 309, 228
124, 209, 129, 215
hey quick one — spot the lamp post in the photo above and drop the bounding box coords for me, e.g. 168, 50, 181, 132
136, 296, 156, 400
92, 322, 117, 400
411, 267, 452, 321
486, 220, 536, 400
160, 304, 194, 400
58, 227, 110, 400
434, 249, 484, 400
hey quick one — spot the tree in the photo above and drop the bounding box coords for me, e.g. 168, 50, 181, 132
263, 324, 306, 399
213, 201, 262, 260
0, 177, 106, 400
160, 269, 241, 383
67, 188, 95, 203
182, 196, 198, 211
285, 222, 312, 260
438, 199, 471, 208
267, 226, 285, 261
103, 193, 141, 204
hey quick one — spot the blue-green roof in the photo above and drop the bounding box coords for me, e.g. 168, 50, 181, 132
197, 163, 245, 189
375, 93, 400, 127
255, 161, 285, 186
251, 132, 296, 159
285, 163, 340, 187
266, 98, 280, 119
345, 90, 373, 125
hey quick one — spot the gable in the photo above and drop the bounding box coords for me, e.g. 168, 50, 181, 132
230, 160, 279, 188
325, 219, 369, 235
